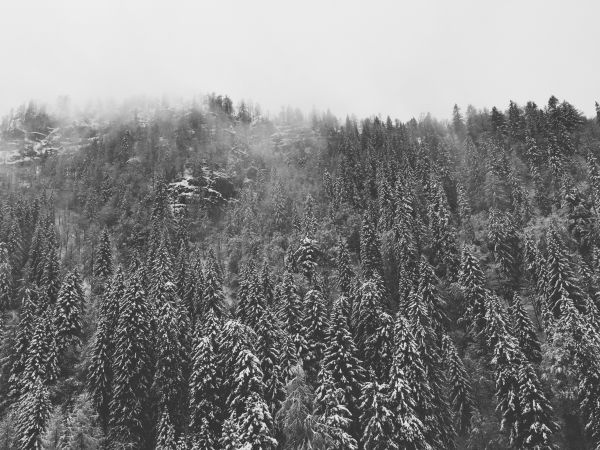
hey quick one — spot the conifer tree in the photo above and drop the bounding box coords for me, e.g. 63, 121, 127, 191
276, 271, 306, 360
8, 292, 35, 400
353, 276, 386, 368
189, 336, 221, 449
360, 212, 383, 278
201, 254, 227, 322
516, 359, 558, 449
109, 269, 153, 448
295, 236, 319, 283
24, 310, 59, 387
156, 408, 178, 450
95, 228, 113, 282
54, 270, 84, 354
315, 372, 358, 450
336, 238, 355, 297
442, 335, 474, 435
359, 375, 398, 450
458, 246, 488, 336
0, 244, 12, 311
510, 295, 542, 365
88, 308, 113, 430
301, 289, 329, 380
15, 377, 51, 450
320, 296, 365, 439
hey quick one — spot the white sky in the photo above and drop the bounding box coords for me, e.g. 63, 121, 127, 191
0, 0, 598, 121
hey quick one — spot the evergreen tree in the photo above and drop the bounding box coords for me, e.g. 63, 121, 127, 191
189, 336, 220, 449
320, 296, 365, 439
510, 295, 542, 364
442, 335, 474, 435
95, 228, 113, 282
109, 269, 153, 448
54, 270, 84, 354
336, 238, 355, 297
0, 244, 12, 311
15, 377, 51, 450
315, 373, 358, 450
295, 236, 319, 283
200, 255, 227, 322
458, 246, 488, 336
156, 408, 178, 450
359, 375, 398, 450
301, 289, 329, 380
360, 212, 383, 278
516, 359, 558, 449
353, 276, 386, 368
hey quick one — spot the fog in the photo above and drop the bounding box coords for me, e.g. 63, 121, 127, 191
0, 0, 598, 120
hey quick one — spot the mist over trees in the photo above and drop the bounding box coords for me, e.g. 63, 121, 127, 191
1, 93, 600, 449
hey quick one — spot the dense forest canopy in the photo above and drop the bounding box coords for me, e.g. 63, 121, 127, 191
1, 94, 600, 449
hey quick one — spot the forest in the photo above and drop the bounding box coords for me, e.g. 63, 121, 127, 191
0, 94, 600, 449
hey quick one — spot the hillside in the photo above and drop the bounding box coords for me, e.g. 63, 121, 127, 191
1, 95, 600, 449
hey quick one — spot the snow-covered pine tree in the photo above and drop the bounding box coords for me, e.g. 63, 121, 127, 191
95, 228, 113, 282
301, 289, 329, 380
314, 372, 357, 450
221, 349, 277, 449
485, 295, 521, 443
319, 296, 365, 439
109, 269, 153, 448
200, 253, 227, 322
458, 246, 488, 337
388, 341, 431, 449
189, 336, 221, 449
54, 270, 84, 355
295, 235, 319, 283
15, 376, 51, 450
8, 291, 35, 400
0, 244, 12, 311
156, 408, 178, 450
360, 211, 383, 279
543, 224, 586, 321
510, 295, 542, 365
515, 358, 558, 449
336, 238, 355, 297
276, 271, 307, 361
441, 334, 474, 435
359, 373, 398, 450
352, 275, 386, 370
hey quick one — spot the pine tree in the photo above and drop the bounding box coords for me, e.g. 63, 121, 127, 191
315, 373, 358, 450
156, 408, 178, 450
95, 228, 113, 282
458, 246, 488, 336
388, 346, 430, 449
276, 271, 307, 361
24, 310, 59, 387
221, 349, 277, 449
320, 296, 365, 439
15, 377, 51, 450
360, 212, 383, 278
189, 336, 220, 449
109, 269, 153, 448
486, 295, 521, 443
360, 375, 398, 450
515, 359, 558, 449
200, 254, 227, 322
295, 236, 319, 283
543, 224, 586, 320
352, 276, 386, 369
336, 238, 355, 297
59, 393, 103, 449
0, 244, 12, 311
510, 295, 542, 365
88, 309, 113, 430
301, 289, 329, 380
442, 335, 474, 435
8, 292, 35, 400
54, 270, 84, 354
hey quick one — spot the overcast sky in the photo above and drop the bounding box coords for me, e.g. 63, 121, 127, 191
0, 0, 598, 121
